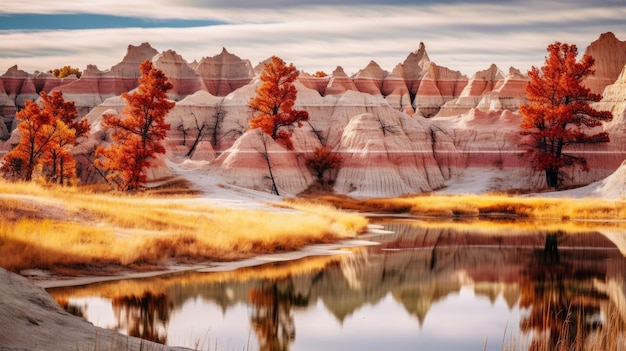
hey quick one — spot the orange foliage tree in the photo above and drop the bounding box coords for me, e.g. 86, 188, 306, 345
248, 56, 309, 149
1, 91, 88, 183
519, 42, 612, 189
96, 60, 174, 191
39, 91, 90, 184
50, 65, 82, 79
306, 146, 342, 185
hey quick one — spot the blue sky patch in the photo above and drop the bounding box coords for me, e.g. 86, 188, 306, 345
0, 13, 225, 30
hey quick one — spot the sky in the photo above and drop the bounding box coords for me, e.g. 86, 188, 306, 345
0, 0, 625, 77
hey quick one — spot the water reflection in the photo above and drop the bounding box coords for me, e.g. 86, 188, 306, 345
48, 220, 626, 351
111, 292, 171, 344
520, 231, 609, 350
249, 284, 297, 351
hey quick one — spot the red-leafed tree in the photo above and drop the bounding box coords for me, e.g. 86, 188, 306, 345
96, 60, 174, 191
39, 91, 90, 184
1, 91, 87, 183
519, 42, 612, 189
306, 146, 342, 185
249, 56, 309, 149
1, 101, 52, 181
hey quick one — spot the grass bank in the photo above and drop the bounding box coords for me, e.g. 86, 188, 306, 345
299, 193, 626, 222
0, 180, 368, 274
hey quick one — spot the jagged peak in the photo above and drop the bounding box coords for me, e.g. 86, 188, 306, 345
427, 62, 466, 79
365, 60, 382, 69
598, 31, 618, 42
353, 60, 386, 79
507, 66, 526, 79
412, 42, 430, 63
193, 48, 255, 80
199, 48, 248, 65
82, 64, 104, 77
121, 42, 158, 63
388, 63, 406, 78
155, 49, 187, 62
331, 66, 349, 77
471, 64, 504, 81
2, 65, 29, 78
402, 42, 431, 80
585, 31, 626, 54
253, 57, 273, 74
415, 42, 427, 56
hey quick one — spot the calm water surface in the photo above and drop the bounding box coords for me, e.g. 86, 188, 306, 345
48, 220, 626, 351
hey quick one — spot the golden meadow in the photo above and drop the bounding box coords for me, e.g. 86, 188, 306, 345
0, 180, 367, 273
2, 179, 626, 274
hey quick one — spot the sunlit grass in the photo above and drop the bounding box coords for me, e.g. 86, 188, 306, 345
303, 193, 626, 222
382, 217, 626, 236
0, 180, 368, 273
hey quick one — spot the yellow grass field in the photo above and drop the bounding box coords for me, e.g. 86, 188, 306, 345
3, 178, 626, 275
0, 180, 368, 274
300, 193, 626, 222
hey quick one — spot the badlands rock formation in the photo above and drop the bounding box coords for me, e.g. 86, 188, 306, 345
583, 32, 626, 95
195, 48, 255, 96
0, 32, 625, 196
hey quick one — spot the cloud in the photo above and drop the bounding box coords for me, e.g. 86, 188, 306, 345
0, 1, 624, 76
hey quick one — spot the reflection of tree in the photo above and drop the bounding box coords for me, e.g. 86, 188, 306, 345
112, 292, 171, 344
520, 232, 605, 350
249, 281, 301, 351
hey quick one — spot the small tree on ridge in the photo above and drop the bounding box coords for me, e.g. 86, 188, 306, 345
248, 56, 309, 150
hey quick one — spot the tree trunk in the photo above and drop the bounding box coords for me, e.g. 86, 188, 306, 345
545, 169, 559, 189
260, 133, 280, 196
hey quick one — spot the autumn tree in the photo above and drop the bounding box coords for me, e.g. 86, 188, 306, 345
96, 60, 174, 191
1, 101, 51, 181
39, 91, 90, 184
1, 91, 87, 183
249, 56, 309, 150
50, 65, 82, 79
306, 146, 342, 185
519, 42, 612, 189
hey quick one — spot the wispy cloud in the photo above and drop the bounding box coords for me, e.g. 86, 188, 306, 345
0, 1, 624, 76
